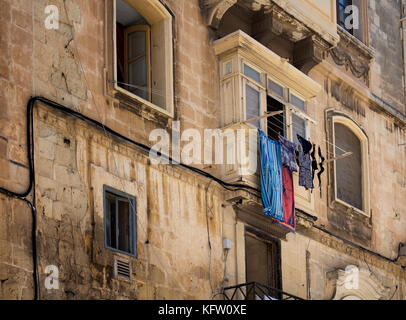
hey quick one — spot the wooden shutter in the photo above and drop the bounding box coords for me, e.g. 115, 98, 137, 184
124, 25, 151, 101
334, 123, 363, 210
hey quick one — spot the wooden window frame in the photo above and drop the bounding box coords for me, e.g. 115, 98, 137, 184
243, 78, 267, 130
245, 228, 282, 297
124, 25, 151, 102
110, 0, 174, 117
103, 185, 137, 258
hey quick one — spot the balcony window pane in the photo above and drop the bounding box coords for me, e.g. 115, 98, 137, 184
246, 84, 260, 128
244, 64, 261, 83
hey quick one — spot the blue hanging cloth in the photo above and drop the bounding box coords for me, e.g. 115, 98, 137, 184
258, 129, 284, 222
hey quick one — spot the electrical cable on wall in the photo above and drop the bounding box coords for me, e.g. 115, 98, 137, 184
3, 96, 402, 300
12, 96, 261, 300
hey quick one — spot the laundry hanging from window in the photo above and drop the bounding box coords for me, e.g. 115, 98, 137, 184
258, 129, 284, 223
257, 128, 329, 233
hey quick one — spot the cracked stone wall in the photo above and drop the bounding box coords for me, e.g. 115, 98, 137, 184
369, 0, 406, 114
33, 105, 224, 299
0, 0, 406, 300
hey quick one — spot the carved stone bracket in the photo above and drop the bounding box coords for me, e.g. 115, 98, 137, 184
201, 0, 334, 73
294, 35, 330, 74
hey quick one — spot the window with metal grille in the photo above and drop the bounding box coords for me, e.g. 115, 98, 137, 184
104, 186, 137, 257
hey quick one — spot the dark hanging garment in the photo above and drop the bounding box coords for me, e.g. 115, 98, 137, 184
318, 146, 325, 197
297, 135, 314, 190
279, 134, 298, 172
311, 144, 318, 188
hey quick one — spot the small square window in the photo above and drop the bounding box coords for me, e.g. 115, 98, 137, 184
225, 62, 232, 75
291, 113, 307, 146
268, 79, 284, 98
290, 93, 305, 112
104, 186, 137, 257
244, 64, 261, 83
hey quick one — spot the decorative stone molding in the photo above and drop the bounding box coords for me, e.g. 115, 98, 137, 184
327, 27, 375, 86
199, 0, 238, 29
329, 48, 370, 83
201, 0, 336, 73
327, 266, 391, 300
324, 109, 372, 248
330, 80, 366, 117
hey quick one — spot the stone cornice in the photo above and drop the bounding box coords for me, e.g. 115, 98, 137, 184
298, 223, 406, 280
200, 0, 339, 47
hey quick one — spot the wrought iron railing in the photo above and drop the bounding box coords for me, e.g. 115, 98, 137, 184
222, 282, 303, 300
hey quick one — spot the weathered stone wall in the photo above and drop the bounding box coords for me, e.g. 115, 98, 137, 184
0, 0, 406, 300
369, 0, 405, 114
34, 104, 224, 299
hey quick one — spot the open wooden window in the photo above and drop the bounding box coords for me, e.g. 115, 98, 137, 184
114, 0, 174, 114
124, 25, 151, 101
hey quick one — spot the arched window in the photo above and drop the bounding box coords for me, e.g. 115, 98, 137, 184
332, 116, 369, 215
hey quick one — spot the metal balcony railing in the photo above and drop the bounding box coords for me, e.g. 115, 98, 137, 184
222, 282, 303, 301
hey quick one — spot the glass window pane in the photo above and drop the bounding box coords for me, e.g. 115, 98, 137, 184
290, 94, 305, 111
106, 195, 117, 249
225, 62, 232, 75
244, 64, 261, 83
118, 200, 130, 253
334, 123, 363, 210
246, 84, 260, 128
268, 79, 284, 97
128, 31, 146, 59
128, 57, 148, 100
291, 113, 306, 146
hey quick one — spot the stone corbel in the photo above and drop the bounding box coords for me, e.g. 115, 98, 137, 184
200, 0, 238, 29
252, 9, 283, 46
294, 35, 330, 74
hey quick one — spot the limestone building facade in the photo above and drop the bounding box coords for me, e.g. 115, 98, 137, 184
0, 0, 405, 300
